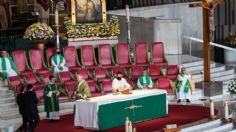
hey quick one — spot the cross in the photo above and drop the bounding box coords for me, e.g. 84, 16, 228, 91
189, 0, 222, 82
124, 100, 142, 116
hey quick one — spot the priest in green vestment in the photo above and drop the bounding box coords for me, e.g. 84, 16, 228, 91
44, 75, 60, 120
176, 67, 191, 103
51, 49, 68, 75
0, 51, 18, 79
137, 68, 153, 89
73, 73, 91, 99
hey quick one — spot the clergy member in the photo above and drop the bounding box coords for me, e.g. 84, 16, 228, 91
44, 75, 60, 120
0, 51, 18, 84
176, 67, 191, 103
73, 73, 91, 99
112, 72, 132, 93
137, 68, 153, 89
51, 48, 68, 75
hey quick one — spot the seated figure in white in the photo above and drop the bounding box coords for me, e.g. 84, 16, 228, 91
51, 48, 68, 75
112, 72, 132, 94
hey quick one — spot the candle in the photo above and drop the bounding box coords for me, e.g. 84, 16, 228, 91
128, 121, 132, 132
224, 101, 229, 120
125, 117, 129, 132
55, 9, 59, 26
133, 128, 137, 132
125, 5, 130, 22
71, 0, 76, 25
210, 99, 214, 117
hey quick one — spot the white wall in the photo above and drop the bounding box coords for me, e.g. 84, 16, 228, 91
108, 2, 203, 55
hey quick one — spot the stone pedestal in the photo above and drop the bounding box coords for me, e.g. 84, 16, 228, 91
68, 37, 118, 47
224, 49, 236, 65
195, 81, 223, 97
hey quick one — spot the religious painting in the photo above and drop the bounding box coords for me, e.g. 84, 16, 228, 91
71, 0, 106, 24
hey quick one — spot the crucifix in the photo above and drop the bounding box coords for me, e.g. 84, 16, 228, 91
190, 0, 222, 82
124, 100, 142, 116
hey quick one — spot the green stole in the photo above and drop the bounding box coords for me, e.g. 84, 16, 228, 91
177, 73, 190, 93
52, 54, 64, 71
138, 75, 151, 86
1, 57, 17, 79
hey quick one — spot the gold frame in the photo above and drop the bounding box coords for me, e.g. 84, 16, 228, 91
71, 0, 107, 24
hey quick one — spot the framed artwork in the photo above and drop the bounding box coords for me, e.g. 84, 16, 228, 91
71, 0, 106, 24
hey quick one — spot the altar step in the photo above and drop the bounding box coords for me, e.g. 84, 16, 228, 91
181, 119, 236, 132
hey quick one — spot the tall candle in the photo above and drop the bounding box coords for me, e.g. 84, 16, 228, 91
224, 101, 229, 120
71, 0, 76, 25
133, 128, 137, 132
210, 99, 214, 117
125, 117, 129, 132
125, 5, 130, 22
128, 121, 132, 132
55, 9, 59, 26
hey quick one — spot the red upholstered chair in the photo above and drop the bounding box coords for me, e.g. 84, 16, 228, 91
150, 42, 168, 66
116, 43, 132, 68
166, 65, 179, 80
58, 71, 77, 97
93, 68, 111, 82
40, 72, 53, 84
12, 50, 32, 76
45, 47, 57, 68
100, 81, 112, 94
29, 49, 50, 74
134, 42, 149, 67
8, 76, 22, 94
76, 69, 94, 83
149, 65, 162, 80
80, 45, 97, 69
158, 78, 172, 93
87, 81, 101, 97
63, 46, 81, 71
23, 72, 44, 102
130, 66, 143, 81
98, 44, 115, 69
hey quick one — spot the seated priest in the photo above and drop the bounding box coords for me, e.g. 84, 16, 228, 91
0, 51, 18, 85
112, 72, 132, 94
73, 73, 91, 99
51, 48, 68, 75
176, 67, 192, 103
137, 68, 153, 89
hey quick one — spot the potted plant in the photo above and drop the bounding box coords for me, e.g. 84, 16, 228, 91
228, 78, 236, 98
24, 22, 54, 49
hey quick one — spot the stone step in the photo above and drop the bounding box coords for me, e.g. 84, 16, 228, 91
193, 70, 235, 82
0, 112, 21, 120
229, 129, 236, 132
181, 119, 222, 132
191, 66, 226, 76
181, 61, 203, 68
0, 96, 15, 104
192, 69, 234, 80
203, 123, 235, 132
0, 102, 17, 109
168, 89, 203, 101
187, 63, 216, 73
213, 74, 236, 82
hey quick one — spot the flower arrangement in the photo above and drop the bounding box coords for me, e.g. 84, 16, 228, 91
24, 22, 54, 40
64, 16, 120, 38
228, 78, 236, 94
225, 32, 236, 48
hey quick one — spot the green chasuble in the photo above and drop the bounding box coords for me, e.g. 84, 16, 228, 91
74, 80, 91, 99
52, 54, 64, 71
138, 76, 151, 86
44, 83, 60, 118
176, 73, 190, 93
0, 56, 18, 79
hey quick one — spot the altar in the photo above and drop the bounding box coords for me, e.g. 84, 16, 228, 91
74, 89, 168, 130
68, 37, 119, 47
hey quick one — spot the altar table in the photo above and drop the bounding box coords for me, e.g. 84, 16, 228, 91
74, 89, 168, 130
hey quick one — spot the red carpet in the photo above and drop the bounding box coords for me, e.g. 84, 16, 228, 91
36, 105, 214, 132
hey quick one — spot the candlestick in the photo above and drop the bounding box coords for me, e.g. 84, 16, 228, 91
55, 9, 59, 26
125, 5, 130, 22
125, 117, 129, 132
128, 121, 132, 132
210, 99, 214, 117
224, 101, 229, 120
